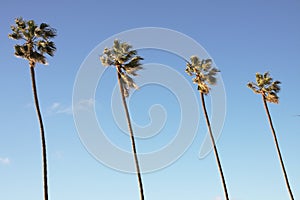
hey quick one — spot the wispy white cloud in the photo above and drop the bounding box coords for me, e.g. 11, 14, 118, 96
48, 98, 96, 115
51, 102, 61, 110
74, 98, 95, 111
48, 102, 72, 115
0, 157, 11, 165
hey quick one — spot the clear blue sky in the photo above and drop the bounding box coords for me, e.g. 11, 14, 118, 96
0, 0, 300, 200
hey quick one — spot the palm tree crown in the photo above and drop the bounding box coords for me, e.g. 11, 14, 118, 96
185, 55, 220, 94
247, 72, 281, 103
100, 39, 143, 97
8, 17, 56, 66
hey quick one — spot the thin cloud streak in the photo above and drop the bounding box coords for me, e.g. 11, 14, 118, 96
48, 98, 96, 115
48, 102, 73, 115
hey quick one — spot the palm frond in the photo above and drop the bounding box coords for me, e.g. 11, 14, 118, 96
14, 45, 26, 58
120, 72, 138, 97
247, 82, 259, 93
124, 56, 143, 68
15, 17, 26, 29
37, 40, 56, 56
185, 55, 219, 94
190, 55, 201, 66
8, 32, 22, 40
100, 55, 113, 66
121, 73, 138, 89
266, 92, 279, 104
206, 74, 217, 85
30, 51, 47, 65
120, 77, 129, 97
124, 65, 143, 76
27, 20, 38, 38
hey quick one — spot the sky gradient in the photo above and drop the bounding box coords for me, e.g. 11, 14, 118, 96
0, 0, 300, 200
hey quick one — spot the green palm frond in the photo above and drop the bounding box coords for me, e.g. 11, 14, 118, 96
100, 39, 143, 97
247, 82, 260, 94
185, 55, 219, 94
31, 52, 47, 65
247, 71, 281, 103
8, 17, 56, 66
124, 56, 143, 76
14, 45, 27, 58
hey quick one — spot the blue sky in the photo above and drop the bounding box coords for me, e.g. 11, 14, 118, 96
0, 0, 300, 200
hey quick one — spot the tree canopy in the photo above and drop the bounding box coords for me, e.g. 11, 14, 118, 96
100, 39, 143, 97
8, 17, 56, 65
185, 55, 219, 94
247, 72, 281, 103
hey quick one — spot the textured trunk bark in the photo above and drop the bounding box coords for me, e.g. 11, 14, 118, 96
262, 94, 294, 200
117, 66, 145, 200
200, 92, 229, 200
30, 65, 49, 200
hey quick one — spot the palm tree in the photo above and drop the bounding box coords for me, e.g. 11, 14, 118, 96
247, 72, 294, 200
100, 39, 145, 200
9, 17, 56, 200
185, 56, 230, 200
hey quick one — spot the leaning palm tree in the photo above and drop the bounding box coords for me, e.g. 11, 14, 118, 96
185, 56, 230, 200
9, 17, 56, 200
247, 72, 294, 200
100, 39, 145, 200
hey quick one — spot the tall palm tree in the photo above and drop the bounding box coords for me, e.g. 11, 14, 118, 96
185, 56, 230, 200
247, 72, 294, 200
100, 39, 145, 200
9, 17, 56, 200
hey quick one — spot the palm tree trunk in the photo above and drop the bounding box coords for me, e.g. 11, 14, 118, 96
30, 64, 49, 200
116, 66, 145, 200
200, 92, 229, 200
262, 95, 294, 200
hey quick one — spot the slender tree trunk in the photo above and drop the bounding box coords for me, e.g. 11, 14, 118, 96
262, 95, 294, 200
200, 92, 229, 200
116, 66, 145, 200
30, 64, 49, 200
